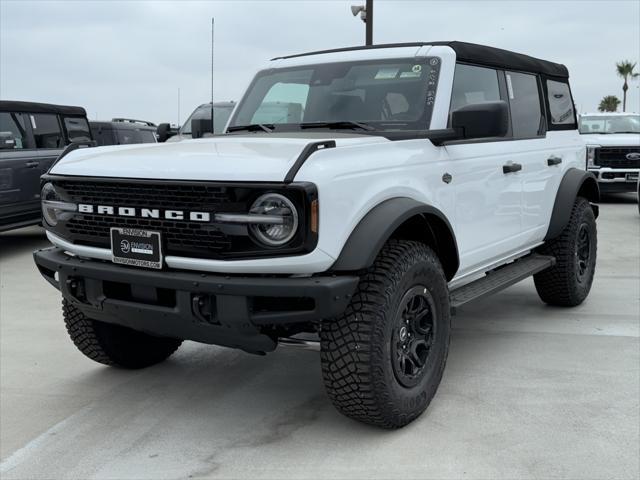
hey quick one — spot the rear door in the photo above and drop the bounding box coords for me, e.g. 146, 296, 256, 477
514, 75, 580, 242
502, 71, 552, 243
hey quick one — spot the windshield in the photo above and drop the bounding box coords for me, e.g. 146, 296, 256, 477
579, 115, 640, 134
180, 105, 234, 135
228, 58, 441, 132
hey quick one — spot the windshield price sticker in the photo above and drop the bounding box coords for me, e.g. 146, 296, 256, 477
375, 68, 400, 80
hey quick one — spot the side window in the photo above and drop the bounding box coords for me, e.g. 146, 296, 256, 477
450, 64, 500, 112
29, 113, 64, 148
63, 116, 91, 142
116, 129, 142, 145
138, 130, 156, 143
546, 80, 575, 126
0, 112, 28, 149
506, 72, 543, 138
251, 83, 309, 124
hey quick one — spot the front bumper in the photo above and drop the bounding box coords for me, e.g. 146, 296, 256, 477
589, 168, 639, 193
34, 247, 358, 353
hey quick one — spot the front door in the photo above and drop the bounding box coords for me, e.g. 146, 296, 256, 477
444, 63, 523, 275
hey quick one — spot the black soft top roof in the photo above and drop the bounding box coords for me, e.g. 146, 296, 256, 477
272, 41, 569, 78
0, 100, 87, 116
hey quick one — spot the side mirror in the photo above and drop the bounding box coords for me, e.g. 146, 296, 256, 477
191, 119, 213, 139
157, 123, 177, 142
451, 101, 509, 140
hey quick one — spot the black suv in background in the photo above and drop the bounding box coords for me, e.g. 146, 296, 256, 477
90, 119, 157, 146
0, 101, 92, 232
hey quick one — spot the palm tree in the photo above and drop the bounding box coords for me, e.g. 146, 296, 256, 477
598, 95, 621, 112
616, 60, 639, 112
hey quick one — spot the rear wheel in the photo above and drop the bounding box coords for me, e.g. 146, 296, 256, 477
534, 196, 597, 306
62, 300, 182, 368
320, 240, 450, 429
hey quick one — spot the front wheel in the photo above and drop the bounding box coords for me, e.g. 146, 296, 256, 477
534, 196, 597, 306
320, 240, 450, 429
62, 300, 183, 369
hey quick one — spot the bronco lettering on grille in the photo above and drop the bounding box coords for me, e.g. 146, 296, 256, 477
77, 204, 211, 222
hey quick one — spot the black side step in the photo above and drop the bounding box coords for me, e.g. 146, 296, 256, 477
450, 254, 555, 314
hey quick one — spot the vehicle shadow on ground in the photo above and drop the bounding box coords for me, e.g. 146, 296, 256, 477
599, 192, 638, 204
0, 227, 49, 261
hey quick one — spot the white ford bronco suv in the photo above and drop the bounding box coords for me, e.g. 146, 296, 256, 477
34, 42, 599, 429
578, 112, 640, 193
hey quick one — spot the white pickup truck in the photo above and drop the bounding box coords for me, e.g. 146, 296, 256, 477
579, 112, 640, 193
34, 41, 598, 429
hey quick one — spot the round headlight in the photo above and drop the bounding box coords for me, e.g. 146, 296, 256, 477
41, 182, 76, 226
249, 193, 299, 246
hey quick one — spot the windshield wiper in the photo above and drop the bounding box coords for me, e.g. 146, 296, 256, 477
611, 131, 640, 134
227, 123, 274, 133
300, 121, 375, 131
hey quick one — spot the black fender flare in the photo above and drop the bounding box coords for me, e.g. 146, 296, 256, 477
330, 197, 459, 280
545, 168, 599, 241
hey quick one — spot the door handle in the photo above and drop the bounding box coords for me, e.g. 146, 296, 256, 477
502, 163, 522, 174
25, 161, 40, 169
547, 156, 562, 166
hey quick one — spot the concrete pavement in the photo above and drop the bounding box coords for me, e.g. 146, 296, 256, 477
1, 194, 638, 479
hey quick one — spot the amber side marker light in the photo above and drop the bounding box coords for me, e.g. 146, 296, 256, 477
311, 199, 319, 233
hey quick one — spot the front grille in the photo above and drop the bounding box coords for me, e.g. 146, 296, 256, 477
57, 180, 236, 210
49, 178, 315, 260
55, 180, 244, 258
596, 147, 640, 169
66, 215, 232, 255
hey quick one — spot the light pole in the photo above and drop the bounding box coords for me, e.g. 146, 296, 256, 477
351, 0, 373, 46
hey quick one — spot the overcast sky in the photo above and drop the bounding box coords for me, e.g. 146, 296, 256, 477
1, 0, 639, 124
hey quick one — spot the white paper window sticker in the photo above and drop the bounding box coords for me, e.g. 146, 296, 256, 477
506, 74, 515, 100
375, 68, 399, 80
30, 115, 37, 129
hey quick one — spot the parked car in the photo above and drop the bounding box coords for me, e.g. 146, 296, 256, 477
34, 41, 598, 429
579, 112, 640, 193
0, 100, 92, 232
90, 121, 157, 146
158, 101, 235, 142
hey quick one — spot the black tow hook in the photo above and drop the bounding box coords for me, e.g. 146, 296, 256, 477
66, 277, 87, 302
192, 294, 217, 325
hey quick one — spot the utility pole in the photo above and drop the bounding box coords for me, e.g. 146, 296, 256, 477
177, 87, 181, 126
351, 1, 374, 46
365, 0, 373, 46
211, 17, 215, 134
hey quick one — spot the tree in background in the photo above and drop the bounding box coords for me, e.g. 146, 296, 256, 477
616, 60, 639, 112
598, 95, 621, 112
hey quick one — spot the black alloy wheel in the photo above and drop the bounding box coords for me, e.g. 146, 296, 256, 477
391, 285, 437, 388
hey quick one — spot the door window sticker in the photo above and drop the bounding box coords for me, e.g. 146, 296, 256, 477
506, 74, 515, 99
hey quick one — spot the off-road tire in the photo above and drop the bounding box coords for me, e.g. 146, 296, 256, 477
62, 300, 182, 368
534, 196, 597, 306
320, 240, 450, 429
